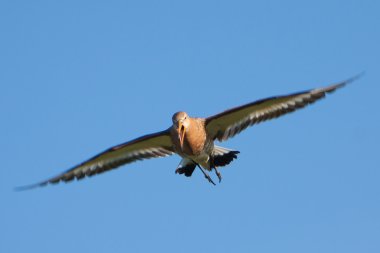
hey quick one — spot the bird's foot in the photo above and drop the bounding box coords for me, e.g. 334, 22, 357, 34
196, 164, 216, 186
204, 173, 216, 186
210, 159, 222, 183
215, 169, 222, 183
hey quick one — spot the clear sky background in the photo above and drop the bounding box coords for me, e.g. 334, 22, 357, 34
1, 1, 379, 252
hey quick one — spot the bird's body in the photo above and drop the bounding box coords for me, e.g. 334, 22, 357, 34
171, 116, 209, 158
17, 76, 360, 189
170, 116, 213, 169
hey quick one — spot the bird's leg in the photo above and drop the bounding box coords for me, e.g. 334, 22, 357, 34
210, 158, 222, 183
214, 167, 222, 183
196, 164, 216, 186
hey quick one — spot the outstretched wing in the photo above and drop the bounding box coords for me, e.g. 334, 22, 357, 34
206, 76, 357, 142
18, 130, 174, 189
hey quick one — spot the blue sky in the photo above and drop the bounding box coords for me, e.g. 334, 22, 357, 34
1, 1, 379, 252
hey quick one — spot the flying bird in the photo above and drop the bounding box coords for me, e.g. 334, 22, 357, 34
18, 76, 359, 189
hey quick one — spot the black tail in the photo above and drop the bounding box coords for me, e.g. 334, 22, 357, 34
213, 150, 240, 167
175, 150, 240, 178
175, 163, 196, 177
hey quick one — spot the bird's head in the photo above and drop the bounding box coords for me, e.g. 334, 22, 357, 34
172, 111, 190, 149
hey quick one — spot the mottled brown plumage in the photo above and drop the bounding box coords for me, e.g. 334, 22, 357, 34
17, 76, 359, 189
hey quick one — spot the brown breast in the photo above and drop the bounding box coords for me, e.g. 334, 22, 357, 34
170, 118, 209, 156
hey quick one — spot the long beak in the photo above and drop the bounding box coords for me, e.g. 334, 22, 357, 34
178, 122, 186, 149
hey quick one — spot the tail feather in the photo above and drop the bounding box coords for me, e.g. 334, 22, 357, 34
175, 146, 240, 178
175, 159, 196, 177
213, 146, 240, 167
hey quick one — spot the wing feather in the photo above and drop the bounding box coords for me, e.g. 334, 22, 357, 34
17, 129, 174, 189
206, 76, 358, 142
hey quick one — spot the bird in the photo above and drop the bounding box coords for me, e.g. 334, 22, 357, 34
17, 75, 359, 189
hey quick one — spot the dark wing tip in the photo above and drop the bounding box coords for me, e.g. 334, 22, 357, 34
14, 181, 48, 191
331, 72, 364, 90
14, 173, 71, 191
313, 73, 363, 96
348, 72, 365, 83
14, 177, 77, 191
